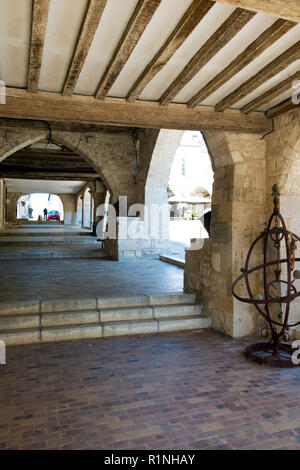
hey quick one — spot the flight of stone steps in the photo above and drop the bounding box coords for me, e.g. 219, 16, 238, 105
0, 226, 106, 259
0, 293, 210, 345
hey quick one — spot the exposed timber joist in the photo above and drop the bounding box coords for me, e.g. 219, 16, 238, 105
265, 98, 299, 119
0, 88, 272, 134
126, 0, 214, 102
241, 71, 300, 113
27, 0, 51, 93
62, 0, 108, 96
0, 171, 98, 181
215, 40, 300, 112
187, 19, 295, 108
215, 1, 300, 23
95, 0, 162, 100
159, 8, 255, 106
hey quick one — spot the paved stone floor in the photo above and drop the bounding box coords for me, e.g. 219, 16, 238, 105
1, 329, 300, 450
0, 259, 183, 301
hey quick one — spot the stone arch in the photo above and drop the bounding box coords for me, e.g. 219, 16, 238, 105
0, 130, 48, 162
185, 130, 267, 339
0, 124, 137, 205
51, 130, 136, 204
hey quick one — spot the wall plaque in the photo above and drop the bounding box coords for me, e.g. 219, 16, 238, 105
212, 222, 228, 243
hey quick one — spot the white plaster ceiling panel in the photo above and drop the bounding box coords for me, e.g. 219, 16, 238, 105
39, 0, 89, 92
201, 22, 300, 106
108, 0, 194, 98
5, 178, 86, 195
74, 0, 139, 95
173, 14, 276, 103
233, 58, 300, 109
139, 2, 236, 101
0, 0, 31, 87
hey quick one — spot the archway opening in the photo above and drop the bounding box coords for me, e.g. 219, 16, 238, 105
167, 131, 214, 260
17, 193, 64, 222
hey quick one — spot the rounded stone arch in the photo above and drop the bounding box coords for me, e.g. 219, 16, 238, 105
0, 131, 49, 163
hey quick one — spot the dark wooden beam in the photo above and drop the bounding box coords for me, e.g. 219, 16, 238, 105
159, 8, 255, 106
95, 0, 162, 100
187, 19, 295, 108
1, 158, 94, 170
0, 88, 273, 134
214, 1, 300, 23
0, 172, 97, 181
62, 0, 108, 96
265, 97, 299, 119
215, 40, 300, 111
126, 0, 214, 102
27, 0, 51, 93
241, 71, 300, 113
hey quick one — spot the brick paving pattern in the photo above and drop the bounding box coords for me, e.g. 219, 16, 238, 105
1, 329, 300, 450
0, 259, 184, 301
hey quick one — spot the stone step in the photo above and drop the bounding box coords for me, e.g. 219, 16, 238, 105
0, 231, 92, 237
0, 294, 196, 317
0, 249, 107, 260
0, 293, 209, 345
0, 313, 210, 344
158, 315, 210, 332
0, 236, 99, 246
153, 304, 203, 318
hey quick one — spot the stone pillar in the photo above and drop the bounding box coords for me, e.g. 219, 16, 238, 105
185, 131, 266, 338
265, 108, 300, 325
0, 179, 6, 230
59, 194, 77, 225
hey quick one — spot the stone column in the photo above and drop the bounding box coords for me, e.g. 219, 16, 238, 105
0, 179, 6, 230
265, 108, 300, 325
185, 131, 266, 338
59, 194, 77, 225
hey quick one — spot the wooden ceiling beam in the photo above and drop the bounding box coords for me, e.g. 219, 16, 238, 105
126, 0, 214, 102
0, 88, 272, 134
241, 71, 300, 113
95, 0, 162, 100
214, 1, 300, 23
159, 8, 255, 106
0, 171, 97, 181
27, 0, 51, 93
1, 158, 93, 170
215, 40, 300, 111
187, 19, 295, 108
62, 0, 108, 96
265, 97, 299, 119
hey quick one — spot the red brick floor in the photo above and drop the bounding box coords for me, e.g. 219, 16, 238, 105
1, 329, 300, 450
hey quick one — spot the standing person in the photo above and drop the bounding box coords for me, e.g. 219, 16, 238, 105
43, 208, 48, 221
